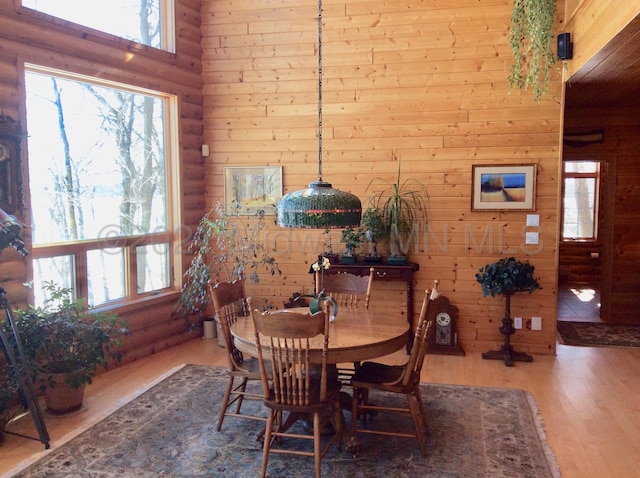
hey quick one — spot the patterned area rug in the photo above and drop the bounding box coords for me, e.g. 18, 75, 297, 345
557, 321, 640, 347
13, 365, 561, 478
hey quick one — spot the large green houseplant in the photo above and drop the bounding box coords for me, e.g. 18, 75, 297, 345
0, 365, 18, 441
367, 158, 428, 264
175, 202, 281, 329
13, 282, 129, 413
476, 257, 541, 367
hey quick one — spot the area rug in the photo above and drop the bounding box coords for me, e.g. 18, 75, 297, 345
557, 321, 640, 347
13, 365, 561, 478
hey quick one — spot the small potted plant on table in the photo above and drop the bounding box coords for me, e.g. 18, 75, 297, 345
340, 227, 363, 264
476, 257, 541, 367
360, 206, 387, 263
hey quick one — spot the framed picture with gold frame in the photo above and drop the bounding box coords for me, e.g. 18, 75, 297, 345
471, 164, 537, 211
0, 114, 26, 214
224, 166, 283, 215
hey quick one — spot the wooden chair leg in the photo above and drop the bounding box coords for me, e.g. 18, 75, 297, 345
313, 411, 322, 478
217, 375, 235, 431
334, 396, 344, 451
350, 386, 359, 437
234, 377, 248, 413
407, 395, 427, 457
414, 387, 430, 435
260, 410, 275, 478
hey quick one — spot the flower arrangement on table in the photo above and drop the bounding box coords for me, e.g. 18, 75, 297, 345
305, 257, 338, 320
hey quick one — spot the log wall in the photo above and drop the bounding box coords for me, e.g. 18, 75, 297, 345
0, 0, 205, 364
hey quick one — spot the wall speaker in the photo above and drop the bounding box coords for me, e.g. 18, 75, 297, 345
557, 32, 573, 60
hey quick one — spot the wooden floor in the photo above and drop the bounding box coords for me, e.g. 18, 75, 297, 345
557, 284, 602, 323
2, 336, 640, 478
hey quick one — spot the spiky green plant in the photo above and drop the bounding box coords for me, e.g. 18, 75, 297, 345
367, 159, 428, 258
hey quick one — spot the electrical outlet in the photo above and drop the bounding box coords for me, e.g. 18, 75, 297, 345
513, 317, 523, 329
531, 316, 542, 330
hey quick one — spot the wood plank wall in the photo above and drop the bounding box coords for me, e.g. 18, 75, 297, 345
565, 106, 640, 324
201, 0, 565, 355
0, 0, 205, 365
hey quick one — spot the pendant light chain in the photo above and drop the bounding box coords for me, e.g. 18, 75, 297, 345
317, 0, 323, 182
275, 0, 362, 229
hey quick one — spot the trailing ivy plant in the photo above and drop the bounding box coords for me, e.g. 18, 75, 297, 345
508, 0, 557, 102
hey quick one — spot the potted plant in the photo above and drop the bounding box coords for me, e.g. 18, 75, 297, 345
0, 365, 18, 441
508, 0, 557, 102
367, 158, 428, 265
13, 282, 129, 414
359, 206, 387, 262
175, 201, 281, 334
340, 227, 363, 264
475, 257, 541, 367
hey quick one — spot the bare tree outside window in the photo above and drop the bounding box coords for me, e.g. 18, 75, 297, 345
25, 69, 173, 307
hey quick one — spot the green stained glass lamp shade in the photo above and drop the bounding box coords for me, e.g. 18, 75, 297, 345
277, 180, 362, 229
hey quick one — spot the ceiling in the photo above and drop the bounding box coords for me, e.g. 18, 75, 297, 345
564, 15, 640, 109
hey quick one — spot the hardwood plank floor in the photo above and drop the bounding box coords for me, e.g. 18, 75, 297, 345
2, 337, 639, 478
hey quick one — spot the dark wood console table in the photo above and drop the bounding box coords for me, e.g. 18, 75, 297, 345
323, 261, 419, 351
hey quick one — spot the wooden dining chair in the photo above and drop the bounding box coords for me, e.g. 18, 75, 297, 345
248, 298, 343, 478
319, 267, 375, 384
318, 267, 375, 310
209, 280, 267, 431
349, 285, 437, 457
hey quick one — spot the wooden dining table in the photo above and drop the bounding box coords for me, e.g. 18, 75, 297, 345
230, 308, 410, 365
231, 307, 409, 452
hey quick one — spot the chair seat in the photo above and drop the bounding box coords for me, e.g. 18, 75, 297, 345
352, 361, 404, 384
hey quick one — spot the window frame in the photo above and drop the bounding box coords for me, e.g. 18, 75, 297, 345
24, 63, 181, 309
560, 159, 602, 242
17, 0, 176, 54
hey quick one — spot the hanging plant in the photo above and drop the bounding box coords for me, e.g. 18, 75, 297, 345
508, 0, 557, 102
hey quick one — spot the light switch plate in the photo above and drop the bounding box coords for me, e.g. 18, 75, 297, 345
526, 214, 540, 227
531, 316, 542, 330
513, 317, 523, 329
525, 232, 539, 244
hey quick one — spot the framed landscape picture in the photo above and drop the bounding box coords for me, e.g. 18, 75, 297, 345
224, 166, 283, 215
472, 164, 537, 211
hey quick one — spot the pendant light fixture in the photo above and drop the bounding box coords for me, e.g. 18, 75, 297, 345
277, 0, 362, 229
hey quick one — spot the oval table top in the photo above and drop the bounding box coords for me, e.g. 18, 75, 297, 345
230, 308, 409, 364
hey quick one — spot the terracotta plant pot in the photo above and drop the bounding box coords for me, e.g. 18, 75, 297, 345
42, 373, 86, 414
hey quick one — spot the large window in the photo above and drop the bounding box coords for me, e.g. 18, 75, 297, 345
21, 0, 175, 53
25, 65, 177, 307
562, 161, 601, 241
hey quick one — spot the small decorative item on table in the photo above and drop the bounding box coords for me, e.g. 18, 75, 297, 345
340, 227, 362, 264
308, 257, 338, 321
